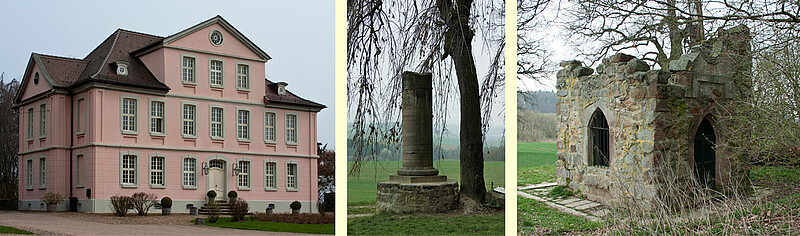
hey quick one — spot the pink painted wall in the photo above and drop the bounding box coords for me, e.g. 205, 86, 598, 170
170, 23, 262, 60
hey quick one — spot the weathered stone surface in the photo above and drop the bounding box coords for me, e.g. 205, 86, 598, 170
610, 53, 636, 63
625, 59, 650, 73
577, 67, 594, 76
399, 72, 438, 176
376, 180, 459, 213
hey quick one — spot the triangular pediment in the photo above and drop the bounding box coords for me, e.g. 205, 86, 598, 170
153, 16, 270, 61
15, 54, 56, 103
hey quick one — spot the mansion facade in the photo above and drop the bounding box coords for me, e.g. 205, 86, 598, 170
14, 16, 326, 213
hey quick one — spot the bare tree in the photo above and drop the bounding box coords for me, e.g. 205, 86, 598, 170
347, 0, 504, 208
0, 74, 19, 203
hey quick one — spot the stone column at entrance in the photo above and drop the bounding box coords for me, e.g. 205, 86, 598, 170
377, 71, 458, 213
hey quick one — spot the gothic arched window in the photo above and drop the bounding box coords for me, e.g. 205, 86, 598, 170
589, 109, 610, 167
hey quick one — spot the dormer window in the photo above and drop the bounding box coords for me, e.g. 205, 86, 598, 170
115, 61, 130, 76
277, 82, 288, 95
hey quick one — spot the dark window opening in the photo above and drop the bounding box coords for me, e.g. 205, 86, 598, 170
694, 118, 716, 189
589, 109, 610, 167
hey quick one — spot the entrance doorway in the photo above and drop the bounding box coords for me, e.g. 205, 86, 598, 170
694, 118, 716, 189
208, 160, 226, 201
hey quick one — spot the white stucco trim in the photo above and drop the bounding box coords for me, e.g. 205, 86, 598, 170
180, 54, 198, 85
208, 58, 225, 88
285, 160, 299, 192
119, 151, 139, 188
235, 107, 252, 142
148, 98, 167, 137
264, 110, 278, 144
285, 113, 299, 146
149, 153, 167, 189
181, 155, 199, 189
236, 158, 253, 191
235, 62, 251, 91
209, 104, 225, 140
263, 159, 279, 191
120, 95, 139, 135
180, 101, 199, 139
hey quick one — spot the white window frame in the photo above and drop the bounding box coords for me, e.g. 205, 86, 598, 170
236, 108, 251, 142
120, 152, 138, 188
209, 59, 224, 88
264, 160, 278, 191
74, 152, 85, 188
264, 111, 277, 143
39, 103, 46, 138
285, 161, 298, 191
149, 155, 166, 188
149, 98, 166, 136
237, 159, 252, 190
286, 113, 298, 145
182, 155, 198, 189
38, 155, 46, 189
235, 62, 250, 91
210, 105, 225, 140
181, 102, 198, 139
26, 107, 33, 141
120, 96, 138, 135
181, 55, 197, 84
75, 96, 86, 135
26, 157, 33, 190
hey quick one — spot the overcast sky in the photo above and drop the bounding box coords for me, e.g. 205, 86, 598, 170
0, 1, 335, 147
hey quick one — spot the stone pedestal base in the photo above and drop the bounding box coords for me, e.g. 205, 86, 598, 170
376, 179, 459, 213
389, 175, 447, 183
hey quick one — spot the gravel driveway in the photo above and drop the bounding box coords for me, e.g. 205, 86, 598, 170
0, 211, 314, 235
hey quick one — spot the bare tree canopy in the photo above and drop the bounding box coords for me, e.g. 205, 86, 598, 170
0, 74, 20, 203
347, 0, 504, 207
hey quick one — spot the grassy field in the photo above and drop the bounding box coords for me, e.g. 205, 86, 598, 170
347, 160, 505, 205
0, 225, 33, 235
517, 142, 800, 235
517, 142, 558, 186
202, 217, 334, 234
348, 212, 504, 235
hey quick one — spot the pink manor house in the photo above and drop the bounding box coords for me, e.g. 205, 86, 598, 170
14, 16, 326, 213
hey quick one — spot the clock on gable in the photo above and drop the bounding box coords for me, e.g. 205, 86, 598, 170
209, 29, 223, 46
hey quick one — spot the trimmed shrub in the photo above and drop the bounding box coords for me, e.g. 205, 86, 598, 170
131, 192, 158, 216
227, 191, 238, 199
110, 195, 133, 216
231, 197, 250, 222
207, 202, 220, 223
207, 190, 217, 199
160, 197, 172, 208
290, 201, 302, 210
40, 192, 64, 205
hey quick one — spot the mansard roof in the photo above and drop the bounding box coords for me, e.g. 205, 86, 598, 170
264, 79, 326, 109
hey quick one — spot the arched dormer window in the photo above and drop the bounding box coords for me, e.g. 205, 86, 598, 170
589, 109, 610, 167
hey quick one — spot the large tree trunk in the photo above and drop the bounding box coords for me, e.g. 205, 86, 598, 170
437, 0, 486, 210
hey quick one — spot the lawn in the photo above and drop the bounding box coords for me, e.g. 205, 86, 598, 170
517, 142, 558, 186
203, 217, 334, 234
517, 142, 800, 235
348, 212, 504, 235
347, 160, 505, 205
0, 225, 34, 235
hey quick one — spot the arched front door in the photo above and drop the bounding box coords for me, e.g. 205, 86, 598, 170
694, 118, 716, 189
208, 160, 226, 201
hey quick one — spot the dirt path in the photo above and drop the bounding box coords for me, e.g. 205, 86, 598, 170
0, 211, 312, 235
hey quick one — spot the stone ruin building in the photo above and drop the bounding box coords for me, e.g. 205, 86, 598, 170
555, 25, 753, 209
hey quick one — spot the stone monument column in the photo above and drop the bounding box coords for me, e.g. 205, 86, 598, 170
397, 72, 438, 177
377, 71, 457, 213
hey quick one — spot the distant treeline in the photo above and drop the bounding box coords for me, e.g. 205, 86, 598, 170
347, 139, 505, 161
518, 90, 557, 142
518, 90, 556, 113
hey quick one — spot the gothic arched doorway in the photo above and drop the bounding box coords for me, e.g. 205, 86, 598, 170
694, 118, 716, 189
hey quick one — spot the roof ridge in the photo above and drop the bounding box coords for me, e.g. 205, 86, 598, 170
90, 30, 121, 79
34, 53, 87, 62
118, 28, 165, 39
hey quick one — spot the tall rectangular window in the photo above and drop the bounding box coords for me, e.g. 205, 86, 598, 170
182, 104, 196, 137
122, 155, 136, 186
183, 157, 196, 187
238, 161, 250, 188
122, 98, 137, 133
27, 108, 33, 140
211, 107, 224, 139
264, 112, 276, 142
39, 157, 46, 188
287, 163, 297, 190
26, 159, 33, 189
210, 60, 223, 87
150, 101, 164, 134
76, 98, 85, 133
265, 162, 276, 189
76, 155, 84, 187
182, 57, 195, 83
237, 110, 250, 140
39, 104, 46, 137
150, 156, 164, 187
236, 64, 249, 89
286, 114, 297, 144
